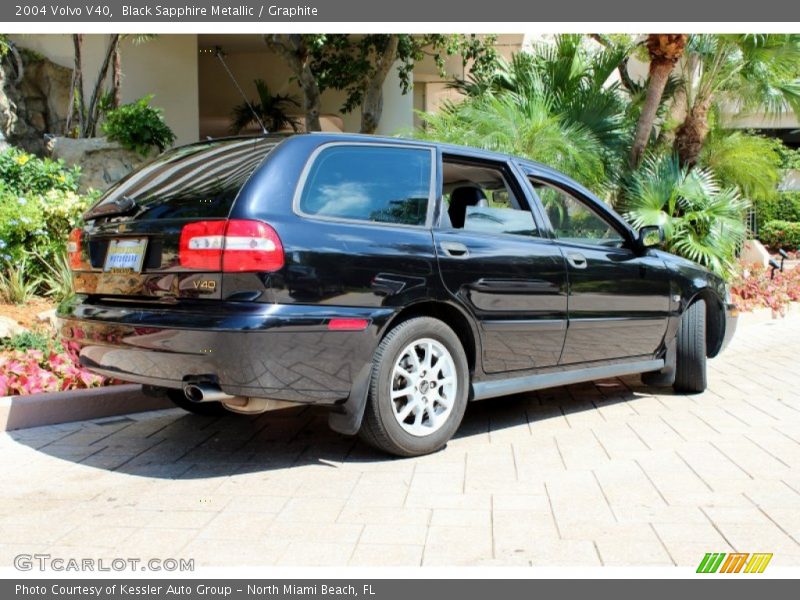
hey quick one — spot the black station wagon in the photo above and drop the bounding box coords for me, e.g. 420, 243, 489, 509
59, 134, 737, 456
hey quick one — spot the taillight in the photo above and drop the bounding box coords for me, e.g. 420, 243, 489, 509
179, 221, 226, 270
179, 220, 284, 272
67, 228, 82, 269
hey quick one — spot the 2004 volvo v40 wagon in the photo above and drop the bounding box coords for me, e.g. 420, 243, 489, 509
58, 133, 737, 456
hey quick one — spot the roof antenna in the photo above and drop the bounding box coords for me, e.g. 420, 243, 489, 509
214, 45, 268, 135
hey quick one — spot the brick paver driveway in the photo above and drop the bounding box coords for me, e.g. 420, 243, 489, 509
2, 315, 800, 568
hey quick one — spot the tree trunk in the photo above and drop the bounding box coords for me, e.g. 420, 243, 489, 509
360, 36, 399, 134
264, 35, 322, 132
297, 66, 322, 132
629, 59, 673, 168
65, 34, 85, 136
629, 34, 687, 168
84, 34, 119, 137
674, 96, 712, 168
112, 41, 122, 109
657, 53, 697, 147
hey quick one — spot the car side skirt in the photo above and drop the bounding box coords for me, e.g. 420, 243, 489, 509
471, 357, 664, 401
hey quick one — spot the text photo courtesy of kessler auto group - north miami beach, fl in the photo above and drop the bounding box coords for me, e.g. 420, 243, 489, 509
1, 0, 800, 597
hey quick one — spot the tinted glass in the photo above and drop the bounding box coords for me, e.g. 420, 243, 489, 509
299, 146, 432, 226
532, 180, 624, 247
86, 137, 279, 221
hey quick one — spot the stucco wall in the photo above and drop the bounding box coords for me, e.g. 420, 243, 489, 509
198, 45, 413, 138
8, 34, 199, 146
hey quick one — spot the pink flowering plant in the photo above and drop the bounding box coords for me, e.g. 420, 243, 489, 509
730, 262, 800, 316
0, 343, 106, 397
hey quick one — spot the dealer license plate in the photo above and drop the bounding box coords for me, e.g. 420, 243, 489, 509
103, 238, 148, 273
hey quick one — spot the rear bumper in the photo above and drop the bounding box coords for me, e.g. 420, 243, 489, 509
57, 296, 394, 404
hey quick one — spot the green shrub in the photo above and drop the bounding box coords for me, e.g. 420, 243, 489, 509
102, 95, 176, 156
754, 192, 800, 229
776, 145, 800, 170
759, 220, 800, 250
0, 146, 80, 195
0, 189, 94, 272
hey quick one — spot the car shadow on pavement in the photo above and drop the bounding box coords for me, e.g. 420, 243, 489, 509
8, 376, 655, 479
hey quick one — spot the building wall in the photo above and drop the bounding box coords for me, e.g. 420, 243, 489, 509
198, 47, 353, 137
8, 34, 199, 146
198, 40, 413, 138
411, 34, 525, 128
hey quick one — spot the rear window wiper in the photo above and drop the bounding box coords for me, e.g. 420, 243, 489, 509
83, 195, 139, 220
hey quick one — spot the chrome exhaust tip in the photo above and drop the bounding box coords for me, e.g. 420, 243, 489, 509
183, 383, 231, 403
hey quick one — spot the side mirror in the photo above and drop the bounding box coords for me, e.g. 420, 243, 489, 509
638, 225, 664, 249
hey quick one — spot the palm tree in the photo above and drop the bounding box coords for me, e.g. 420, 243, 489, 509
674, 34, 800, 167
629, 34, 688, 168
622, 154, 749, 277
416, 82, 606, 189
229, 79, 301, 134
454, 36, 630, 153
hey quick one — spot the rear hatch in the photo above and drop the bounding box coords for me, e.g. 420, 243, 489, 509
70, 136, 282, 304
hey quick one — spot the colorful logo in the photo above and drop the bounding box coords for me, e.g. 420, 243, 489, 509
696, 552, 773, 573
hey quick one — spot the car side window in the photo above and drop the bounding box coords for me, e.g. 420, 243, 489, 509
441, 158, 540, 238
299, 145, 432, 226
530, 180, 625, 248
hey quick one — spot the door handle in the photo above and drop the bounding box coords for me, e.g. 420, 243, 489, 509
441, 242, 469, 258
566, 252, 587, 269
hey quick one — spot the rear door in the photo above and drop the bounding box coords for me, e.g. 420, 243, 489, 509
433, 154, 568, 373
73, 137, 279, 302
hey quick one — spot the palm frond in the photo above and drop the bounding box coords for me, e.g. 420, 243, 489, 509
699, 129, 782, 200
622, 154, 748, 277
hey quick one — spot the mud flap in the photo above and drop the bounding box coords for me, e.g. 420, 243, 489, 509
328, 363, 372, 436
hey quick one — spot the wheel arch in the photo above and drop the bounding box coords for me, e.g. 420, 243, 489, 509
378, 300, 480, 375
329, 299, 480, 438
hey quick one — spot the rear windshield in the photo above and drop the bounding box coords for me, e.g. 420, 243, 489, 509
85, 137, 280, 221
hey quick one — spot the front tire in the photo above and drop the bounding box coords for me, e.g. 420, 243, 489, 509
358, 317, 469, 457
673, 299, 707, 394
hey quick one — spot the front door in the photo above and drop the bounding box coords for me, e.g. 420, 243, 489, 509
528, 178, 670, 364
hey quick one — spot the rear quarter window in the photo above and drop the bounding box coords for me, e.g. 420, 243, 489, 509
298, 145, 433, 226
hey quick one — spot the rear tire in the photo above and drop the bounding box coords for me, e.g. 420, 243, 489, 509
358, 317, 469, 457
673, 300, 707, 394
167, 388, 228, 416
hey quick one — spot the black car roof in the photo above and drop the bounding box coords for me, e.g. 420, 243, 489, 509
300, 132, 568, 177
200, 132, 568, 181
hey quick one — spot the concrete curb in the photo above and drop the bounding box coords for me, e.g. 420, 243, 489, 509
0, 384, 172, 432
737, 301, 800, 328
